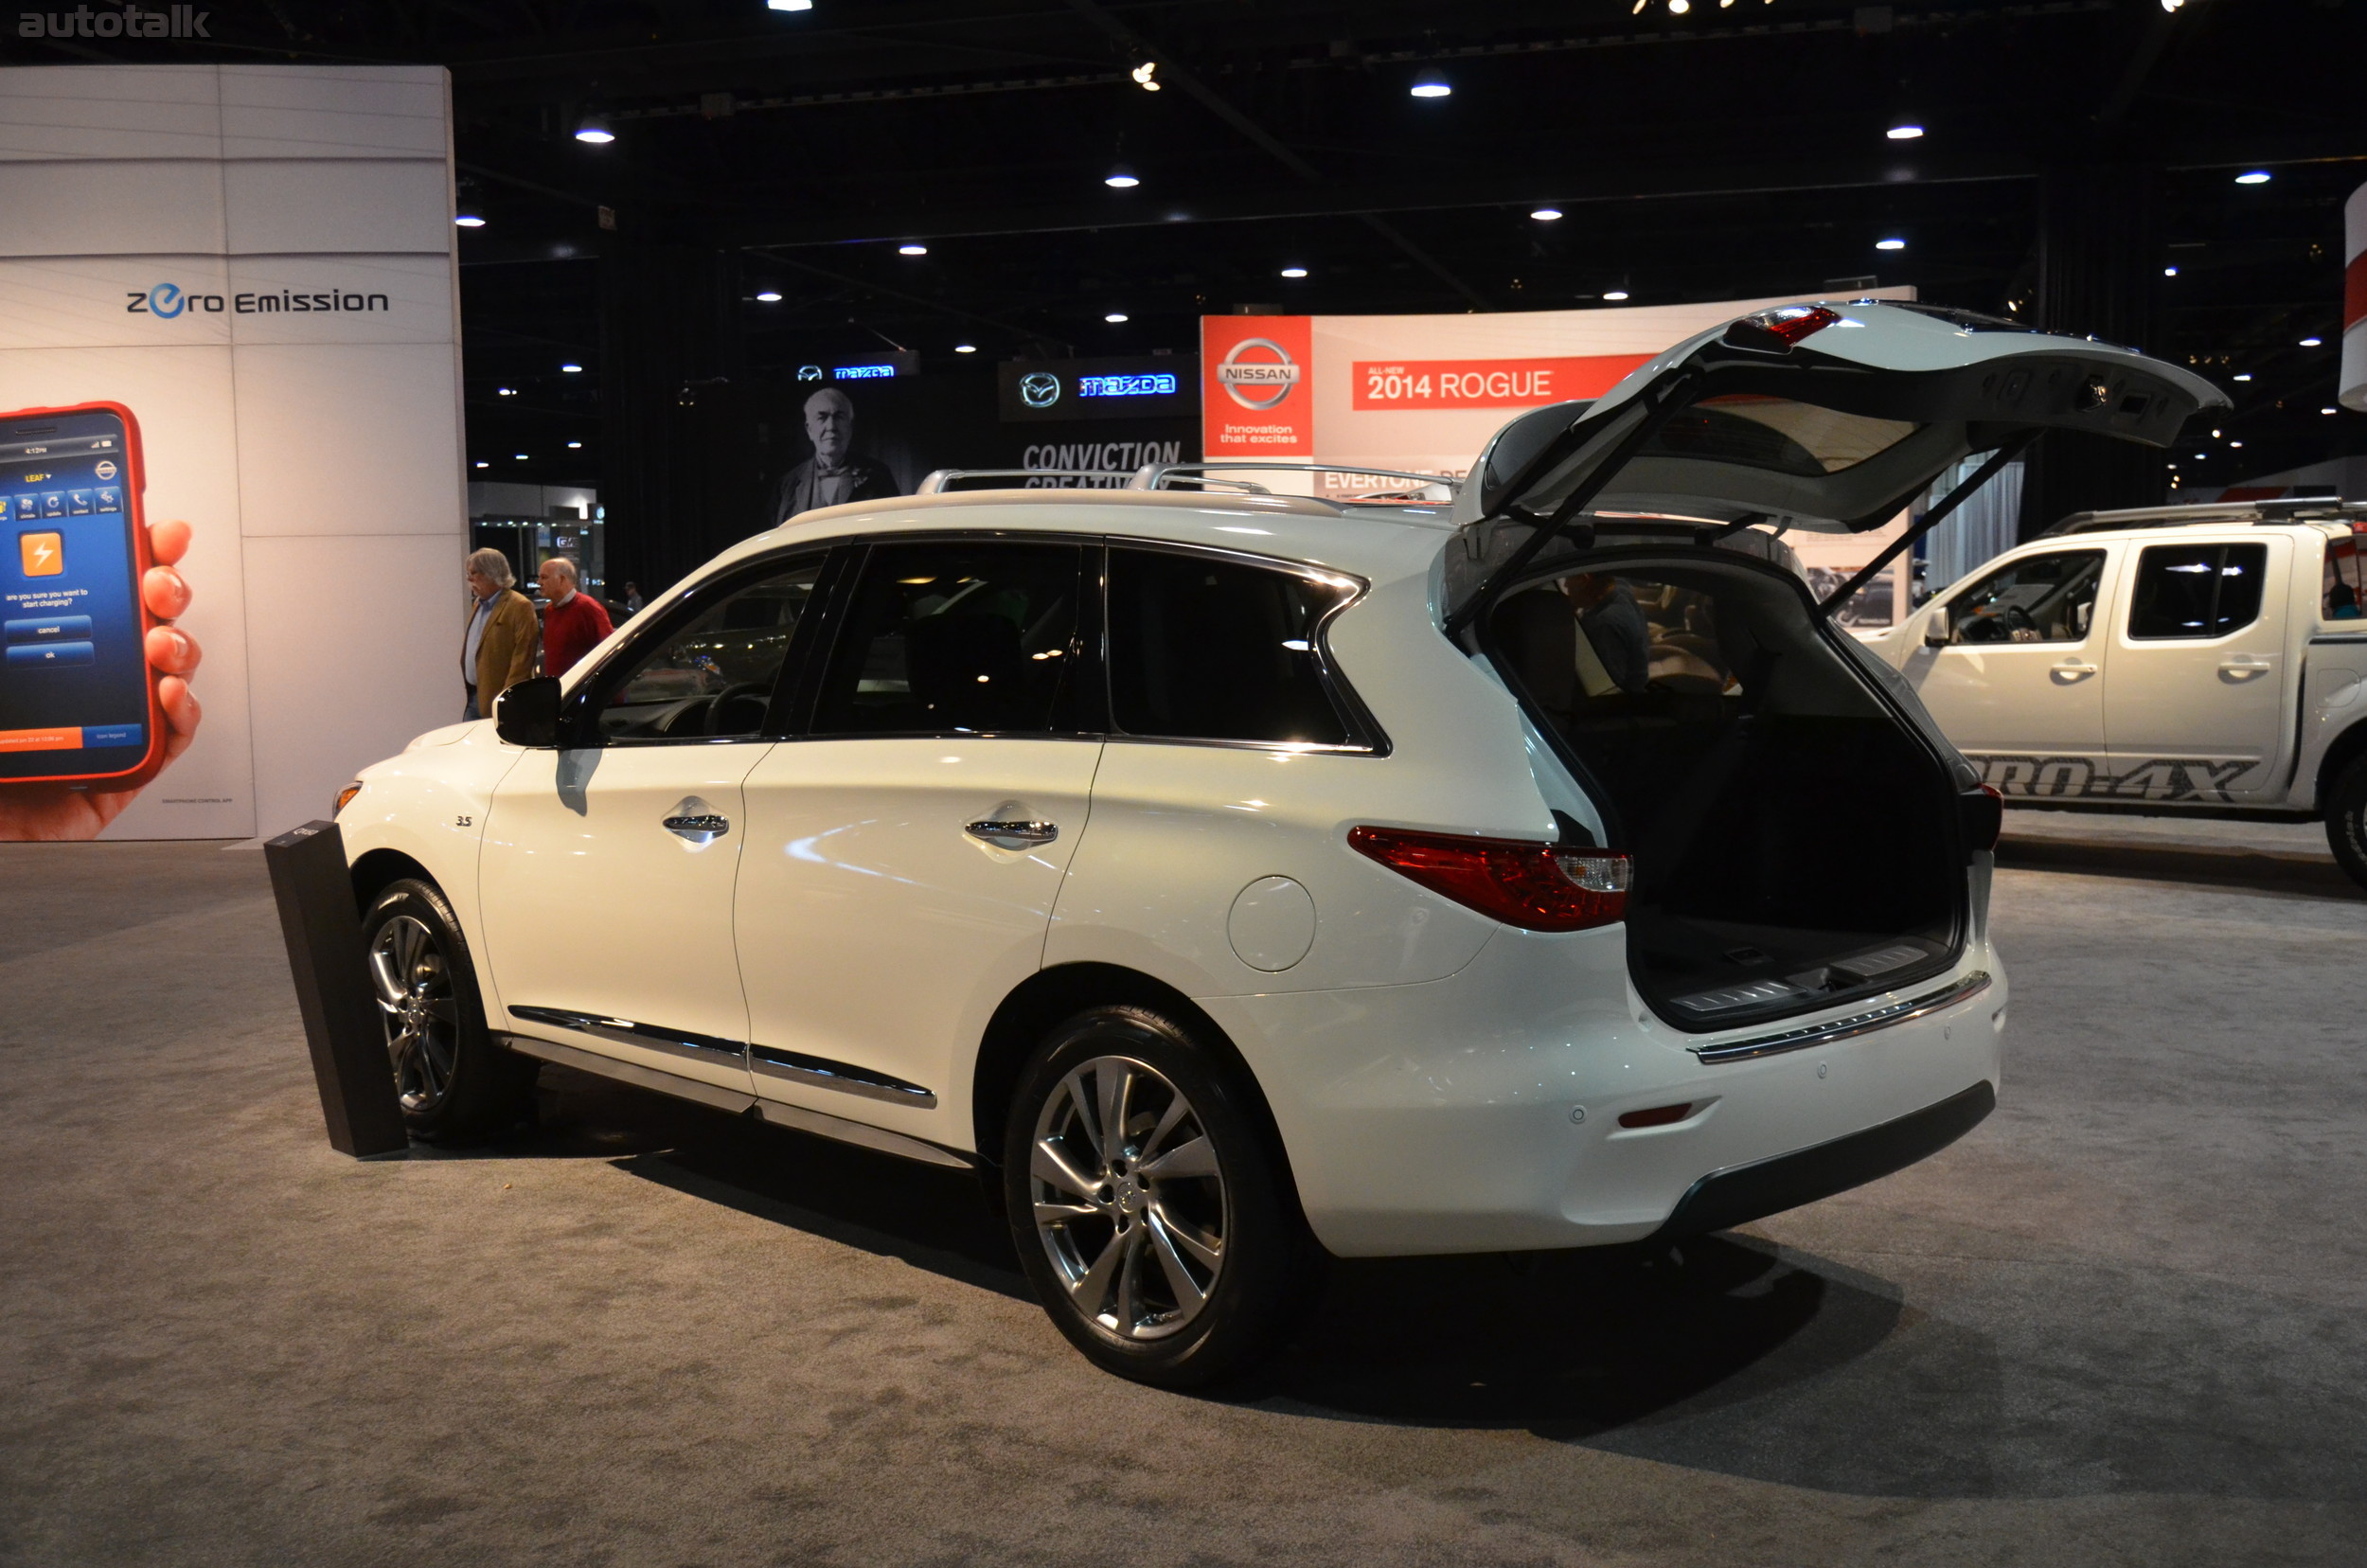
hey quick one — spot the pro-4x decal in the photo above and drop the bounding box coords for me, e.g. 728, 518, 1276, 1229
1969, 754, 2253, 804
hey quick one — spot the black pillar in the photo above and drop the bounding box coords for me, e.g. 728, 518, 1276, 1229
598, 235, 752, 597
2020, 162, 2167, 536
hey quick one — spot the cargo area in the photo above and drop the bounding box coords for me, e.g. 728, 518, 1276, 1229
1486, 554, 1967, 1029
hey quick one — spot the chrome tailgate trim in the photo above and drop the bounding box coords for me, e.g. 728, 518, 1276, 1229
1689, 971, 1992, 1064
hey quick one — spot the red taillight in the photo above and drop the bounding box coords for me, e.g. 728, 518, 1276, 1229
1724, 304, 1842, 351
1617, 1103, 1693, 1129
1347, 826, 1630, 932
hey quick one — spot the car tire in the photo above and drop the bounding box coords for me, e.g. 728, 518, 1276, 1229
361, 878, 537, 1142
2327, 755, 2367, 892
1003, 1005, 1319, 1388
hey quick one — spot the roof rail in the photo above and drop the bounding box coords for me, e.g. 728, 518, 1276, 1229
915, 468, 1132, 494
1129, 461, 1461, 500
2043, 497, 2367, 535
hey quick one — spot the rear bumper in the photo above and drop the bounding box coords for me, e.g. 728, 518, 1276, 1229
1199, 921, 2006, 1256
1651, 1079, 1995, 1240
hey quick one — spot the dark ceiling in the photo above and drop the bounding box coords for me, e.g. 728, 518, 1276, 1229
9, 0, 2366, 495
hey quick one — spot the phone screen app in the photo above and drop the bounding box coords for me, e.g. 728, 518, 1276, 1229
1, 409, 148, 776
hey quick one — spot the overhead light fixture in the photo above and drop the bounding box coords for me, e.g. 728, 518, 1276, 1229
755, 290, 782, 303
2234, 169, 2271, 185
574, 117, 614, 145
473, 460, 489, 469
1104, 312, 1129, 323
2300, 336, 2323, 347
1131, 62, 1160, 91
2163, 265, 2179, 276
1602, 290, 1630, 301
1531, 206, 1563, 222
514, 454, 529, 460
1105, 166, 1140, 188
1667, 0, 1689, 12
454, 212, 485, 228
767, 0, 813, 9
1886, 121, 1924, 140
2233, 373, 2252, 382
1279, 265, 1308, 278
2229, 440, 2243, 449
954, 344, 977, 353
496, 386, 516, 397
2212, 429, 2222, 437
561, 363, 582, 373
2195, 453, 2207, 460
898, 242, 928, 256
1875, 237, 1907, 251
2325, 407, 2340, 416
1410, 72, 1451, 98
2162, 0, 2184, 10
567, 440, 583, 449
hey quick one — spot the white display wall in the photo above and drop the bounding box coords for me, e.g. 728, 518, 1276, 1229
0, 64, 465, 839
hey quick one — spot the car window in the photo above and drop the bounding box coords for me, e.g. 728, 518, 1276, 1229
2127, 543, 2269, 640
1945, 550, 2105, 645
593, 558, 824, 742
2324, 534, 2365, 621
1108, 547, 1355, 746
812, 540, 1087, 736
1644, 395, 1921, 477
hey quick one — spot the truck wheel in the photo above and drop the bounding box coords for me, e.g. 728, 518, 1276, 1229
362, 878, 538, 1142
2328, 756, 2367, 892
1003, 1005, 1320, 1388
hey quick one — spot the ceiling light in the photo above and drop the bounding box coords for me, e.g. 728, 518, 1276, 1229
1667, 0, 1689, 12
1279, 265, 1308, 278
473, 460, 489, 469
2195, 453, 2207, 460
573, 118, 614, 145
2162, 265, 2179, 276
767, 0, 813, 9
899, 243, 928, 256
755, 290, 782, 303
2300, 336, 2323, 347
2234, 169, 2271, 185
514, 454, 529, 460
954, 344, 977, 353
1105, 312, 1129, 323
1875, 237, 1907, 251
2229, 440, 2243, 448
561, 363, 582, 373
1105, 167, 1140, 188
1886, 122, 1924, 141
1602, 290, 1629, 301
1531, 207, 1563, 222
2162, 0, 2184, 10
2233, 373, 2252, 382
1131, 62, 1160, 91
1409, 72, 1451, 98
2212, 429, 2222, 437
2324, 407, 2340, 416
496, 386, 516, 397
567, 440, 582, 449
454, 212, 485, 228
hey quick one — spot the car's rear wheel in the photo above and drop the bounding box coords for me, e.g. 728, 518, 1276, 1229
363, 878, 537, 1141
2326, 754, 2367, 892
1003, 1005, 1317, 1387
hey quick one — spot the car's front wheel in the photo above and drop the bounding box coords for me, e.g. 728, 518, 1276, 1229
1003, 1005, 1318, 1388
2327, 754, 2367, 891
362, 878, 537, 1141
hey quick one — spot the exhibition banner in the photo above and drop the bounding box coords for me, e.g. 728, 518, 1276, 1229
0, 65, 467, 841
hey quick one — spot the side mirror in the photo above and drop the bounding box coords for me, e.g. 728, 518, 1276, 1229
494, 676, 562, 748
1922, 605, 1953, 648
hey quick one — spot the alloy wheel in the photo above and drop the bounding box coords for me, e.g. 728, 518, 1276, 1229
1029, 1054, 1228, 1341
368, 914, 460, 1112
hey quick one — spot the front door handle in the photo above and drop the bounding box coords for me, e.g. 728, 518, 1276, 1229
966, 818, 1059, 850
2050, 661, 2098, 682
662, 812, 730, 843
2218, 656, 2272, 680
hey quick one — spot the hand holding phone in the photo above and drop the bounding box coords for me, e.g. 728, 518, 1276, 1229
0, 515, 202, 840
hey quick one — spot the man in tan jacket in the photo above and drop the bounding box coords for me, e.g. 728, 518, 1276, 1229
463, 546, 539, 721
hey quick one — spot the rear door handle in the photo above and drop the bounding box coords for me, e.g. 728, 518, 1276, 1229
2050, 661, 2098, 681
663, 812, 730, 842
966, 818, 1058, 849
2218, 656, 2273, 679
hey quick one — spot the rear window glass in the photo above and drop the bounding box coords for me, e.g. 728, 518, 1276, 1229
1643, 395, 1920, 477
1108, 548, 1354, 745
2326, 534, 2365, 620
2128, 543, 2268, 640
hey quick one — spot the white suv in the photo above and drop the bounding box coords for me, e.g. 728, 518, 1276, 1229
336, 301, 2219, 1385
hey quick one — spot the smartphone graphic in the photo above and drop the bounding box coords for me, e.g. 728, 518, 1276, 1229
0, 402, 162, 786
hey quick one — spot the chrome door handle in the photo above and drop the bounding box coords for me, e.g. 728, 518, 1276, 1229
662, 812, 730, 842
2050, 661, 2098, 681
966, 818, 1058, 849
2218, 657, 2272, 679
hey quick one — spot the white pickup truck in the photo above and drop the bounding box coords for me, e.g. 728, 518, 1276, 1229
1864, 499, 2367, 888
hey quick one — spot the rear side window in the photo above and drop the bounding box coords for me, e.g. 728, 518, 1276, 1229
2128, 543, 2269, 640
812, 541, 1087, 735
1107, 548, 1355, 745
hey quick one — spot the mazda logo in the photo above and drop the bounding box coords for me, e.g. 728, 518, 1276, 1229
1020, 372, 1062, 409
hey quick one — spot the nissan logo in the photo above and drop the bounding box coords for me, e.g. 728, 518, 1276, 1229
1218, 337, 1300, 411
1020, 371, 1062, 409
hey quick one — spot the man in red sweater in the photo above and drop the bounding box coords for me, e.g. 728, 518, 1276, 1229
536, 555, 614, 678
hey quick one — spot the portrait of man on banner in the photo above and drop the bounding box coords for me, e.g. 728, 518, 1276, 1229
773, 385, 903, 525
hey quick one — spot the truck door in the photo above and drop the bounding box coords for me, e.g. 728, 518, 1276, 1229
2102, 533, 2292, 802
1902, 545, 2111, 798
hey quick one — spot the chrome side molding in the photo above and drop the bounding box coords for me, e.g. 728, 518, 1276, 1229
754, 1099, 972, 1169
508, 1005, 748, 1068
1689, 971, 1993, 1065
750, 1042, 938, 1109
